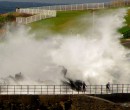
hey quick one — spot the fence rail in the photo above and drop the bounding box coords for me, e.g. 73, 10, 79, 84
0, 84, 130, 95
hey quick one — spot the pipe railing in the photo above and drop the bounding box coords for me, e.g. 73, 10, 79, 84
0, 84, 130, 95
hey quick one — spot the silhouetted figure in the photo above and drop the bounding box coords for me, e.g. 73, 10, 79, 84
82, 81, 87, 92
106, 82, 110, 93
61, 66, 67, 78
15, 72, 24, 81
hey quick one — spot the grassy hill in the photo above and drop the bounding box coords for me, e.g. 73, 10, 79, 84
29, 9, 130, 39
29, 10, 89, 37
0, 8, 130, 39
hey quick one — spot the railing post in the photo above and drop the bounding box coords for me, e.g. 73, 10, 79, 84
34, 85, 36, 94
7, 85, 8, 95
21, 85, 22, 94
66, 85, 67, 94
47, 85, 48, 95
60, 85, 61, 94
41, 85, 42, 95
27, 85, 29, 94
117, 84, 118, 93
95, 85, 97, 95
0, 85, 1, 94
122, 84, 124, 93
54, 85, 55, 94
14, 85, 15, 94
101, 85, 103, 94
112, 84, 113, 93
90, 85, 91, 94
127, 84, 129, 93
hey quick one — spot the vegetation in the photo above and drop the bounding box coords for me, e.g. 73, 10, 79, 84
119, 9, 130, 39
0, 13, 15, 27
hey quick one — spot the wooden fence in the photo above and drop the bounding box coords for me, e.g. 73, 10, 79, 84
0, 84, 130, 95
16, 9, 56, 24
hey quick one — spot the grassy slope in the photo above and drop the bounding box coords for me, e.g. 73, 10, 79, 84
29, 9, 130, 38
29, 10, 89, 35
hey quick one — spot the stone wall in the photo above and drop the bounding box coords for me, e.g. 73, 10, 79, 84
0, 95, 129, 110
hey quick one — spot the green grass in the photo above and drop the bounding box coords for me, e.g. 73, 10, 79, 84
29, 9, 130, 39
29, 10, 89, 36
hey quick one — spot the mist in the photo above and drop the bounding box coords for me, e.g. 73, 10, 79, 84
0, 8, 130, 85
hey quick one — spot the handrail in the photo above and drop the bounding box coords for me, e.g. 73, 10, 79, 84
0, 84, 130, 95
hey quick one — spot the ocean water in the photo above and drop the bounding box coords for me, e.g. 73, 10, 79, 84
0, 0, 114, 14
0, 1, 57, 14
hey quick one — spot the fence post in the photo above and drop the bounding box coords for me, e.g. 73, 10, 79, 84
65, 5, 67, 11
81, 4, 84, 10
60, 5, 62, 11
76, 4, 77, 10
103, 3, 105, 8
87, 4, 88, 10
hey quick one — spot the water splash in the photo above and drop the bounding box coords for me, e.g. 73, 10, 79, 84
0, 8, 129, 85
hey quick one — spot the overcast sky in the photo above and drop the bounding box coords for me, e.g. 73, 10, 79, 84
0, 0, 114, 4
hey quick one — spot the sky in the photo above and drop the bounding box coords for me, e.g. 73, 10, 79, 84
0, 0, 115, 4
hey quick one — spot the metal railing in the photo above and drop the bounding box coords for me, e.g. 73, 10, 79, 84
0, 84, 130, 95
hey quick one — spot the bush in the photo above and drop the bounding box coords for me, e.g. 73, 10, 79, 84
122, 29, 130, 39
6, 14, 15, 21
0, 16, 6, 23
